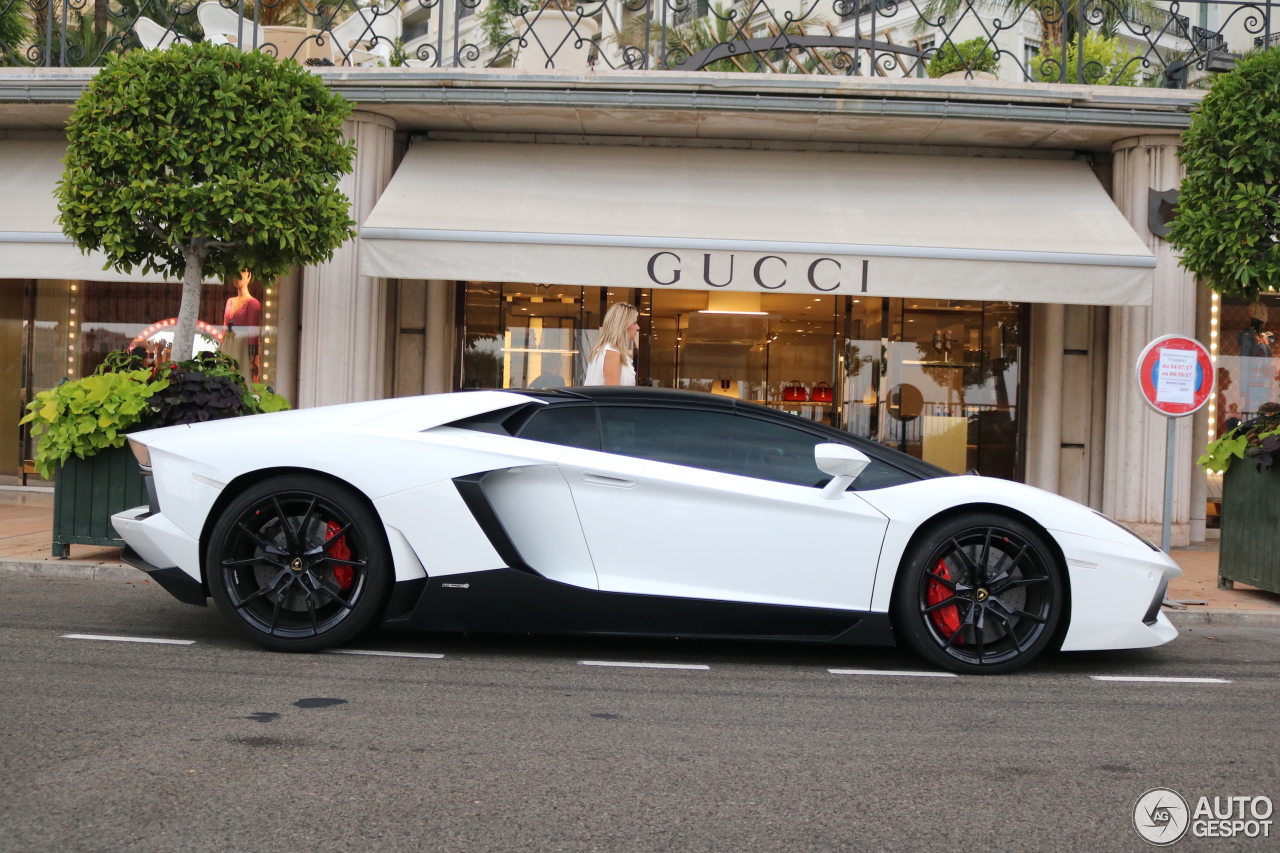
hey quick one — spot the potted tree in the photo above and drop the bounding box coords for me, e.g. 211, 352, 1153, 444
33, 40, 355, 554
56, 40, 356, 363
1173, 48, 1280, 593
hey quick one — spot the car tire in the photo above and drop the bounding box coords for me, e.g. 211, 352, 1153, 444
891, 512, 1064, 675
207, 474, 392, 652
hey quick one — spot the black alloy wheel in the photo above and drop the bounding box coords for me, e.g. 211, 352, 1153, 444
207, 474, 392, 652
891, 513, 1063, 675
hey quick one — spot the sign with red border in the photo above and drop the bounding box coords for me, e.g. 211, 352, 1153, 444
1135, 334, 1214, 417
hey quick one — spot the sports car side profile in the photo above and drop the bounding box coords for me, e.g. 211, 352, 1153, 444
112, 387, 1180, 674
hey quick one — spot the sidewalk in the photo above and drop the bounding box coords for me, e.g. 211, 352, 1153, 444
3, 489, 1279, 624
0, 489, 146, 581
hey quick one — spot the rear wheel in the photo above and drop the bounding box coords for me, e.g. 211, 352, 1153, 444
891, 513, 1063, 675
207, 474, 392, 652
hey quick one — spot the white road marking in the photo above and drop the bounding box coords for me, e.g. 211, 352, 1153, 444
579, 661, 710, 670
1090, 675, 1232, 684
326, 649, 444, 659
828, 668, 958, 678
62, 633, 195, 646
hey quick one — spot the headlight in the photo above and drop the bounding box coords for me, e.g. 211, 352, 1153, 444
128, 438, 151, 469
1093, 511, 1160, 552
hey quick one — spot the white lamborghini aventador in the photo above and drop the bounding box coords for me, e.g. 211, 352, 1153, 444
111, 387, 1180, 674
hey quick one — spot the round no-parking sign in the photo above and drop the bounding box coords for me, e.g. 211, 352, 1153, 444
1135, 334, 1214, 417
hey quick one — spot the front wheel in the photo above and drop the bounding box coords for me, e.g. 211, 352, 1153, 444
207, 474, 392, 652
891, 513, 1064, 675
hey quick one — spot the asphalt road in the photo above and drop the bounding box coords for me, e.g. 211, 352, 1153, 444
1, 574, 1277, 853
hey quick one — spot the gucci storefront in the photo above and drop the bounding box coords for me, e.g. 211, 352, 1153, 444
363, 139, 1154, 482
458, 283, 1026, 479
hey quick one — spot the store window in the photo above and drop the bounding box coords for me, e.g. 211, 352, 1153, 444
459, 283, 1025, 480
1209, 293, 1279, 435
460, 283, 639, 390
858, 298, 1024, 482
2, 277, 280, 483
1205, 291, 1279, 529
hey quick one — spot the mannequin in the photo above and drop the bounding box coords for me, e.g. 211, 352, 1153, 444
222, 270, 262, 384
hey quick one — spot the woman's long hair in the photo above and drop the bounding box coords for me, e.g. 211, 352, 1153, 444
590, 302, 639, 367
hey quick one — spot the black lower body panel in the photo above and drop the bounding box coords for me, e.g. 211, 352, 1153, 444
121, 546, 207, 606
383, 568, 894, 646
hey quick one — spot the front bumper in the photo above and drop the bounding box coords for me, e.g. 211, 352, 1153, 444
1053, 529, 1181, 652
120, 545, 207, 606
111, 506, 206, 607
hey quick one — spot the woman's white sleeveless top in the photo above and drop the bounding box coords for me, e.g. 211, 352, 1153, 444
583, 344, 636, 386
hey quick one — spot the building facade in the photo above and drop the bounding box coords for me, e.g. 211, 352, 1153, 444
0, 65, 1228, 546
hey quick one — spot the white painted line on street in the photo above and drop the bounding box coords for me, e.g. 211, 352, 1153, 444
829, 668, 958, 678
580, 660, 710, 670
326, 649, 444, 659
1090, 675, 1232, 684
62, 633, 195, 645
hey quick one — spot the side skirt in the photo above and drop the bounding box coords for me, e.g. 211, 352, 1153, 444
383, 569, 895, 646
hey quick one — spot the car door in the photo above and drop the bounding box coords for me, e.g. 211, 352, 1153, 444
454, 403, 604, 590
555, 405, 890, 611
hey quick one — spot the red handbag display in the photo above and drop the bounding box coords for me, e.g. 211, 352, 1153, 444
782, 380, 808, 402
810, 381, 834, 403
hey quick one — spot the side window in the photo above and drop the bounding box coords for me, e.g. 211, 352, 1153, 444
598, 407, 828, 487
516, 405, 601, 451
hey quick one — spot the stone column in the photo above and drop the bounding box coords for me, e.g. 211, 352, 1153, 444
1103, 135, 1198, 545
423, 280, 457, 394
298, 111, 396, 408
1025, 303, 1065, 494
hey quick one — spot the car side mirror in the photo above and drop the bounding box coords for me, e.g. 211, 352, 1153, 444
814, 443, 871, 499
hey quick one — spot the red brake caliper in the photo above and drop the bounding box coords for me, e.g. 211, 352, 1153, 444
927, 558, 961, 636
325, 520, 354, 591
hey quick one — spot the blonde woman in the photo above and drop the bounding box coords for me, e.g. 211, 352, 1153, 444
584, 302, 640, 386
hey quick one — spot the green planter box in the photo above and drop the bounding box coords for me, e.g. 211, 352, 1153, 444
52, 444, 148, 557
1219, 460, 1280, 594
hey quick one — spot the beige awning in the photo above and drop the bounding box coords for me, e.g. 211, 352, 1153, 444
0, 140, 191, 283
361, 142, 1154, 306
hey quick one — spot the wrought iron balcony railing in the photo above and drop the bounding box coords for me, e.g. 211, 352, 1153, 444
0, 0, 1271, 88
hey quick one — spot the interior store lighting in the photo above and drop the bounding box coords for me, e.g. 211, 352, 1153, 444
698, 310, 768, 315
1207, 291, 1220, 444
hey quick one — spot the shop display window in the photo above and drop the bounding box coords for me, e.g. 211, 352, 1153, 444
867, 299, 1024, 482
1208, 293, 1279, 436
459, 283, 1025, 480
2, 277, 278, 482
461, 283, 640, 390
1204, 291, 1280, 528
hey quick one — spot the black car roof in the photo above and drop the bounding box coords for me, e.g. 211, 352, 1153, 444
510, 386, 953, 481
522, 386, 737, 408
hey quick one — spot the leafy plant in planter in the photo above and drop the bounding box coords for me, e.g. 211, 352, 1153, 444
20, 369, 170, 480
927, 37, 1000, 79
20, 349, 290, 479
1199, 403, 1280, 473
141, 351, 290, 426
146, 369, 246, 427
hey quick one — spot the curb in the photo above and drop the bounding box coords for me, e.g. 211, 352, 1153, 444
0, 559, 146, 582
1164, 608, 1280, 629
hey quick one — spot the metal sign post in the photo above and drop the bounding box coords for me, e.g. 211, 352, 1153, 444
1135, 335, 1215, 606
